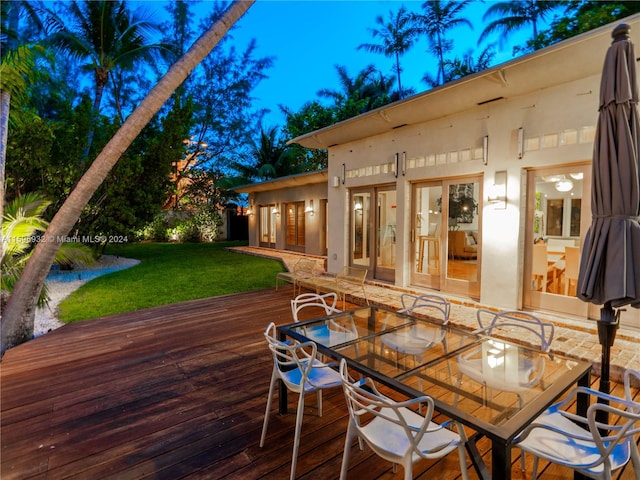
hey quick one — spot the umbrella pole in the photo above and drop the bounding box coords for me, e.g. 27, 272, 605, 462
597, 302, 619, 396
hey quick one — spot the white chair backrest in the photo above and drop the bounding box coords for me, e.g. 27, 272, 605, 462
291, 292, 340, 323
477, 309, 554, 351
625, 369, 640, 408
585, 397, 640, 464
264, 322, 316, 391
399, 293, 450, 324
340, 359, 453, 460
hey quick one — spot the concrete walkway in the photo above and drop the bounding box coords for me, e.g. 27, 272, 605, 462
229, 246, 639, 383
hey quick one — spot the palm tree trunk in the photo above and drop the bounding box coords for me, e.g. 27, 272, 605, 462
394, 52, 403, 99
0, 89, 10, 240
0, 0, 255, 355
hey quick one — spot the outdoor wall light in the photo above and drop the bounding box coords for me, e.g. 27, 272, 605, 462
305, 199, 314, 216
341, 163, 346, 184
271, 205, 280, 216
331, 176, 340, 188
518, 127, 524, 159
402, 151, 406, 176
488, 170, 507, 209
247, 205, 253, 216
393, 153, 399, 178
483, 135, 489, 165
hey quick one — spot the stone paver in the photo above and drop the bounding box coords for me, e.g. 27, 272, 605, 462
230, 246, 640, 382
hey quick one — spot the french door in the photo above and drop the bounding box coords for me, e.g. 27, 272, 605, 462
259, 204, 277, 248
411, 177, 481, 298
351, 186, 397, 282
524, 165, 591, 315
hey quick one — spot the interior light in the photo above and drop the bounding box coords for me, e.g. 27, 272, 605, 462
555, 179, 574, 192
569, 172, 584, 180
305, 199, 314, 216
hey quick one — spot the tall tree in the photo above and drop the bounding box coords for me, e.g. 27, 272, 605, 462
423, 45, 495, 87
1, 0, 255, 355
318, 64, 398, 119
478, 0, 563, 49
0, 1, 45, 245
411, 0, 473, 87
44, 0, 166, 164
358, 6, 417, 99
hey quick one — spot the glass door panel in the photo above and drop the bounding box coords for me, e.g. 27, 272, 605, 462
443, 178, 481, 298
352, 192, 370, 268
376, 188, 396, 282
524, 165, 589, 315
259, 205, 277, 248
412, 183, 443, 289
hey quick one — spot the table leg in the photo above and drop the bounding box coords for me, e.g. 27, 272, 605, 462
466, 435, 491, 480
492, 438, 510, 480
573, 370, 591, 480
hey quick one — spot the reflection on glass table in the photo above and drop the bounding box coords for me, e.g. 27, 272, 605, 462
454, 309, 555, 409
278, 305, 591, 480
380, 293, 451, 372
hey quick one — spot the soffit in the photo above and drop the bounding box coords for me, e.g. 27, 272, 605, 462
288, 15, 640, 150
234, 170, 328, 193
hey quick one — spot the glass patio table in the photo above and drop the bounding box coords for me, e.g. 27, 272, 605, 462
277, 305, 591, 480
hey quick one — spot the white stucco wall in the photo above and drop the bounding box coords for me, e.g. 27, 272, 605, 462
247, 182, 327, 256
326, 72, 600, 310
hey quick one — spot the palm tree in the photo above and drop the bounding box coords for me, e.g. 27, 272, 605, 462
411, 0, 473, 87
0, 1, 45, 238
358, 6, 417, 99
1, 1, 255, 355
229, 126, 287, 182
318, 65, 397, 118
1, 193, 94, 310
423, 45, 496, 87
478, 0, 563, 48
44, 0, 166, 162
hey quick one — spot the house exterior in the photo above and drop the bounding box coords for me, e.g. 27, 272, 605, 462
235, 170, 329, 255
241, 16, 640, 331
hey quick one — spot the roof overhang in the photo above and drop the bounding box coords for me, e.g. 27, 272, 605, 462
233, 169, 328, 193
288, 15, 640, 150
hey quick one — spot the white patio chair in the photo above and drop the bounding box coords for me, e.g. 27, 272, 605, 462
338, 359, 469, 480
260, 322, 342, 480
380, 293, 451, 371
455, 309, 554, 470
455, 309, 555, 402
513, 368, 640, 480
291, 292, 358, 347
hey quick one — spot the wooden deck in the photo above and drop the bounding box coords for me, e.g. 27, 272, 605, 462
1, 287, 638, 480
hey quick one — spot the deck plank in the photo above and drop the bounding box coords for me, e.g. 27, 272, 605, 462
1, 287, 637, 480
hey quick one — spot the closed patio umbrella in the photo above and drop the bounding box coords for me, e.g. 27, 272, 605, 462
577, 23, 640, 396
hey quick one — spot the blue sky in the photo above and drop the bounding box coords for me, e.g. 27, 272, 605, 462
144, 1, 543, 127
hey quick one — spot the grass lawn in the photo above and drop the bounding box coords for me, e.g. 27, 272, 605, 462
56, 241, 285, 323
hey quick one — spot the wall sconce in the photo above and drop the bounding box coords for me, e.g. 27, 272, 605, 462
341, 163, 346, 184
246, 204, 254, 216
393, 153, 398, 178
483, 135, 489, 165
331, 176, 340, 188
402, 151, 406, 176
488, 170, 507, 208
271, 205, 280, 216
305, 199, 314, 216
518, 127, 524, 159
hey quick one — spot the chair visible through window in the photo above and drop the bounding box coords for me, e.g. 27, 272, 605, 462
260, 322, 342, 480
338, 359, 469, 480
